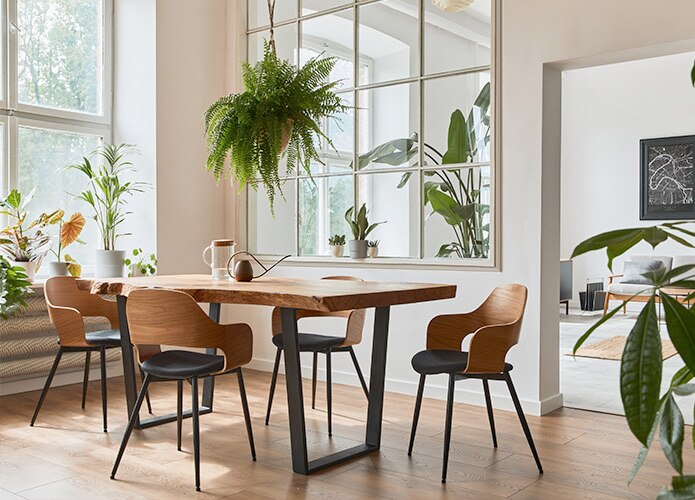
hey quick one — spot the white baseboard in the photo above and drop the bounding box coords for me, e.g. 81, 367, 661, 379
246, 357, 561, 417
0, 362, 124, 396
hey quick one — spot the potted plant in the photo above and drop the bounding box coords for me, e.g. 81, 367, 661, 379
367, 240, 380, 258
68, 144, 149, 278
124, 248, 157, 277
344, 204, 385, 259
0, 188, 54, 281
328, 234, 346, 257
0, 256, 33, 319
204, 0, 346, 211
45, 211, 85, 277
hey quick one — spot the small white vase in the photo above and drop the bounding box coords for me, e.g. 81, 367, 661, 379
95, 249, 126, 278
330, 245, 345, 258
47, 261, 70, 277
368, 246, 379, 258
12, 261, 35, 282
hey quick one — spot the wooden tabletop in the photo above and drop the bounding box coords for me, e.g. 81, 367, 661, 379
78, 274, 457, 312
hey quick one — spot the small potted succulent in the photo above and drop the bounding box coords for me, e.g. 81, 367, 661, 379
124, 248, 157, 277
46, 211, 85, 277
367, 240, 380, 258
0, 188, 53, 281
345, 204, 385, 259
0, 255, 33, 319
328, 234, 346, 257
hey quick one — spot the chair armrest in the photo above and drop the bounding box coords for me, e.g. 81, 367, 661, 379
219, 323, 253, 373
47, 305, 89, 347
426, 313, 487, 351
607, 274, 623, 284
465, 323, 518, 374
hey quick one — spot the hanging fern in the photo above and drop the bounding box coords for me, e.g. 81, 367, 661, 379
204, 41, 346, 210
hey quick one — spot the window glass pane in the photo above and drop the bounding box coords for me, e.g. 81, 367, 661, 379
17, 0, 103, 114
248, 180, 296, 255
357, 171, 418, 258
424, 0, 491, 75
424, 72, 491, 165
248, 0, 297, 29
300, 8, 354, 89
306, 90, 353, 176
358, 0, 418, 85
249, 24, 297, 66
17, 125, 102, 267
299, 175, 353, 256
357, 82, 418, 170
302, 0, 351, 16
423, 166, 490, 259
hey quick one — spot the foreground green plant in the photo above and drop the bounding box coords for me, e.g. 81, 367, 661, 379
0, 255, 33, 319
571, 221, 695, 499
124, 248, 157, 277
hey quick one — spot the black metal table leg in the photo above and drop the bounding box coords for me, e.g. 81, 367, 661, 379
280, 305, 391, 475
117, 295, 140, 428
202, 303, 221, 409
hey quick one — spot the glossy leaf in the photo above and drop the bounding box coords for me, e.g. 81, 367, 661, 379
662, 293, 695, 375
630, 402, 663, 484
660, 394, 684, 474
442, 110, 469, 164
573, 298, 631, 354
427, 190, 464, 226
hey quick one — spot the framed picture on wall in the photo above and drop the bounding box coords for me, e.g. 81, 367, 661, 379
640, 135, 695, 220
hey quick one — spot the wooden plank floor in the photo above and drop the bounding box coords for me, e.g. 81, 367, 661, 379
0, 369, 688, 499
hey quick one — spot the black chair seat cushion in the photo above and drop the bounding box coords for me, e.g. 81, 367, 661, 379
272, 333, 345, 352
141, 350, 225, 379
411, 349, 512, 375
85, 329, 121, 347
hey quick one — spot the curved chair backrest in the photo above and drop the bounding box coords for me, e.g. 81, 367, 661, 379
426, 284, 528, 374
126, 289, 253, 375
44, 276, 119, 347
270, 275, 367, 347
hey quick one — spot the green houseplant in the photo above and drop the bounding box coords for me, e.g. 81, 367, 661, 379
571, 221, 695, 499
204, 0, 346, 211
68, 143, 149, 278
345, 204, 385, 259
357, 82, 491, 259
0, 255, 33, 319
328, 234, 346, 258
46, 211, 85, 277
124, 248, 157, 277
367, 239, 380, 258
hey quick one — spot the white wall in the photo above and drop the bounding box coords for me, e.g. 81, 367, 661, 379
561, 52, 695, 307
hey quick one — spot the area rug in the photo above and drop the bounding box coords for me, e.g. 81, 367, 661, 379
567, 335, 677, 361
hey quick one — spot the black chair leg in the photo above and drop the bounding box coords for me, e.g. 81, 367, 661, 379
441, 374, 456, 484
141, 367, 153, 414
312, 351, 318, 409
191, 376, 201, 491
237, 369, 257, 461
348, 346, 369, 399
81, 351, 91, 409
265, 348, 281, 425
100, 347, 108, 432
111, 374, 151, 480
177, 380, 183, 451
482, 378, 498, 448
326, 348, 332, 436
505, 372, 543, 473
30, 347, 64, 426
408, 374, 426, 456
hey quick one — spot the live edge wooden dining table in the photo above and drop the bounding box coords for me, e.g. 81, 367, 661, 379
77, 274, 457, 475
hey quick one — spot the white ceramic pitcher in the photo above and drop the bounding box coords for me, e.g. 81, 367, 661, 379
202, 239, 235, 280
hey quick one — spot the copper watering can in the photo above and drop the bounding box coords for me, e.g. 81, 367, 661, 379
227, 251, 291, 282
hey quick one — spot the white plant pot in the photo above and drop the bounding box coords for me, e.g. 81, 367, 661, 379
95, 250, 126, 278
12, 261, 35, 282
132, 267, 156, 278
368, 247, 379, 258
330, 245, 345, 258
47, 261, 70, 277
348, 240, 368, 259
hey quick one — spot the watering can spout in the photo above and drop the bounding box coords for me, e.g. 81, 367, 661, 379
227, 251, 291, 282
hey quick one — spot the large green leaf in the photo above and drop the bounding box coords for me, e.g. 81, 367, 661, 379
426, 189, 464, 226
356, 138, 417, 170
662, 293, 695, 375
441, 110, 469, 164
629, 402, 663, 484
660, 394, 684, 474
5, 189, 21, 209
620, 298, 662, 445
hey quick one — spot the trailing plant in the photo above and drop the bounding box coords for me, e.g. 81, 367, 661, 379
571, 221, 695, 499
124, 248, 157, 277
0, 188, 54, 263
0, 255, 33, 319
204, 0, 346, 210
328, 234, 346, 246
367, 240, 380, 248
67, 144, 149, 251
357, 82, 491, 259
345, 204, 385, 241
46, 210, 85, 277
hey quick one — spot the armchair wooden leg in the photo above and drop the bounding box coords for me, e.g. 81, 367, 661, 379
100, 347, 108, 433
326, 348, 333, 437
237, 369, 257, 461
265, 348, 282, 425
408, 374, 426, 456
348, 346, 369, 399
176, 380, 183, 451
312, 352, 318, 410
111, 374, 151, 480
441, 374, 456, 483
482, 378, 497, 448
30, 347, 64, 426
504, 372, 543, 473
603, 292, 610, 316
81, 351, 91, 409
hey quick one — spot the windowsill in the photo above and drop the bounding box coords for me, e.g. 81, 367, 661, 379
251, 254, 499, 271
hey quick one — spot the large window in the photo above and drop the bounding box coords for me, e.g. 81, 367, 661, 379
246, 0, 497, 265
0, 0, 111, 269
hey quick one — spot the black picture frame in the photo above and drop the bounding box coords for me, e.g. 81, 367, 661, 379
640, 135, 695, 220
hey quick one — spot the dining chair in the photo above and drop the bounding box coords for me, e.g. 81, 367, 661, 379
264, 276, 368, 436
111, 288, 256, 491
407, 284, 542, 483
30, 276, 152, 432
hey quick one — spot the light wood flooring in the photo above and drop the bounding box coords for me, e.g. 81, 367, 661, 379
0, 369, 689, 499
